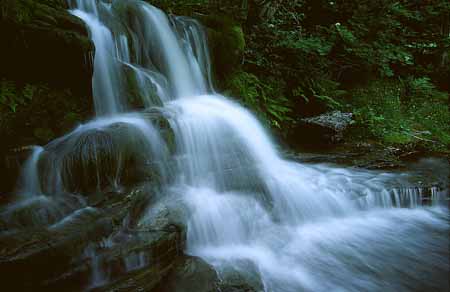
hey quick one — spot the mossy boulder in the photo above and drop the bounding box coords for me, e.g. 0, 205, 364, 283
199, 16, 246, 84
38, 122, 166, 195
0, 0, 93, 93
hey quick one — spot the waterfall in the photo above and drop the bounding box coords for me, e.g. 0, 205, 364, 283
11, 0, 449, 291
18, 146, 44, 197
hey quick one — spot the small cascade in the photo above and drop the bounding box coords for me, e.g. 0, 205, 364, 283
71, 9, 125, 115
124, 251, 148, 272
84, 244, 110, 289
430, 186, 448, 206
17, 146, 44, 197
355, 185, 449, 208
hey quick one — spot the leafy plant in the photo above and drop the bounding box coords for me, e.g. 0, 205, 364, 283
349, 79, 449, 150
0, 80, 40, 112
227, 71, 293, 128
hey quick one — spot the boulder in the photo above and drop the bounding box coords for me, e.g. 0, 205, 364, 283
0, 184, 187, 291
203, 17, 245, 82
0, 0, 93, 94
0, 194, 85, 229
154, 255, 259, 292
38, 122, 167, 195
296, 111, 354, 145
152, 256, 220, 292
0, 207, 113, 291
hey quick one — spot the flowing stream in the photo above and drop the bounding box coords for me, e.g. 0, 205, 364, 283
10, 0, 449, 291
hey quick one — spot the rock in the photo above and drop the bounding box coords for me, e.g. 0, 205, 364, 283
0, 0, 93, 94
38, 122, 166, 195
0, 0, 94, 194
196, 16, 245, 82
122, 65, 165, 109
155, 255, 260, 292
0, 194, 86, 229
152, 256, 219, 292
0, 184, 188, 291
296, 111, 354, 145
0, 207, 113, 291
141, 107, 176, 154
0, 146, 35, 199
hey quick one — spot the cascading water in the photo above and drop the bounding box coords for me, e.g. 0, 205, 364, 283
8, 0, 448, 291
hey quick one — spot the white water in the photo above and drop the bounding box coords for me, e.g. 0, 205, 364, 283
18, 146, 44, 197
71, 9, 124, 115
10, 0, 449, 291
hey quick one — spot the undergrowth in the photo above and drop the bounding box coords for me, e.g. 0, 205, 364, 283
347, 79, 449, 151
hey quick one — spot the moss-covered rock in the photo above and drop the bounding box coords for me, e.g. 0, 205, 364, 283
0, 0, 93, 92
38, 122, 167, 195
200, 16, 246, 83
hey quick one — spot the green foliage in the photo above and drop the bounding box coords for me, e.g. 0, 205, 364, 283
1, 0, 33, 23
0, 0, 64, 23
407, 77, 447, 101
277, 34, 333, 56
335, 24, 356, 45
228, 0, 449, 150
0, 79, 39, 112
349, 80, 449, 150
245, 0, 449, 89
227, 71, 293, 129
0, 79, 90, 147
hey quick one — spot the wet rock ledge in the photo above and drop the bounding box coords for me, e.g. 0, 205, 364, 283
0, 184, 257, 292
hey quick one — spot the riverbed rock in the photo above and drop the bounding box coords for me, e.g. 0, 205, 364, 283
153, 256, 220, 292
296, 111, 354, 145
0, 194, 86, 229
0, 207, 113, 291
0, 184, 188, 291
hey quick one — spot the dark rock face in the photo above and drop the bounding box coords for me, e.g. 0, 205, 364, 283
0, 178, 260, 291
202, 17, 245, 82
0, 0, 93, 94
153, 256, 220, 292
0, 184, 185, 292
0, 147, 35, 201
0, 206, 113, 291
294, 111, 354, 146
37, 122, 167, 195
0, 0, 94, 194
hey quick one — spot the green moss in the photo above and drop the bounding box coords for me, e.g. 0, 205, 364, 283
1, 0, 34, 24
34, 127, 55, 143
1, 0, 66, 24
199, 16, 246, 80
230, 25, 245, 52
0, 79, 91, 149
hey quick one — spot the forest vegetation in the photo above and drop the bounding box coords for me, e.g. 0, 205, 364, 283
1, 0, 449, 156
